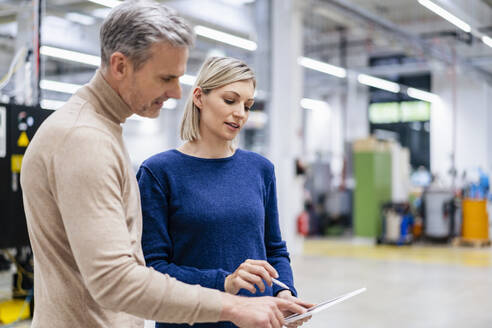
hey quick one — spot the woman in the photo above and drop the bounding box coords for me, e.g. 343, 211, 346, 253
137, 57, 311, 328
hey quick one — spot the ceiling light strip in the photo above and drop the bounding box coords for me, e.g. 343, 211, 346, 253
418, 0, 471, 33
40, 46, 100, 67
87, 0, 122, 8
357, 74, 401, 93
482, 35, 492, 48
40, 80, 83, 94
407, 87, 440, 103
298, 57, 347, 78
40, 99, 66, 110
194, 25, 257, 51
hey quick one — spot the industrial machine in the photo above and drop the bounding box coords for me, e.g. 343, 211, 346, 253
0, 103, 52, 324
422, 188, 459, 241
1, 103, 52, 248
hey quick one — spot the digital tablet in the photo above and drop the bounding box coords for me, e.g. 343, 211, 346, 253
284, 287, 367, 324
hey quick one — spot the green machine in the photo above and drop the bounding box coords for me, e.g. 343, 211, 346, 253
353, 141, 392, 238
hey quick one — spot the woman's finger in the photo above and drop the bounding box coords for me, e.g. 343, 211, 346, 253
233, 277, 257, 294
245, 259, 278, 278
238, 269, 266, 292
244, 263, 273, 286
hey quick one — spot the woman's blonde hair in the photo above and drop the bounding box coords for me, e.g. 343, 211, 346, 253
180, 56, 256, 141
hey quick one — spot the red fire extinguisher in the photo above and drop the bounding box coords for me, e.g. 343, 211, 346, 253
297, 211, 309, 236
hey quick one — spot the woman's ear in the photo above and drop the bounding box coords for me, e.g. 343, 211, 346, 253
193, 87, 203, 110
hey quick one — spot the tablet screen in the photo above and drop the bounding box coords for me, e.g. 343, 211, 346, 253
284, 287, 366, 324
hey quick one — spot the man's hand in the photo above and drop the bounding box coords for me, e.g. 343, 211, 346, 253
219, 293, 307, 328
224, 259, 278, 295
277, 290, 314, 328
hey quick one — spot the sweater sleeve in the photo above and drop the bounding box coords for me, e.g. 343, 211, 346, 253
52, 128, 223, 324
137, 165, 231, 292
264, 168, 298, 297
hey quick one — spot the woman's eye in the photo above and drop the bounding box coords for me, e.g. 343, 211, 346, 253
224, 99, 234, 104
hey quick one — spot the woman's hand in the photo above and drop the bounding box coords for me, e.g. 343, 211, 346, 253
225, 259, 278, 295
276, 290, 314, 328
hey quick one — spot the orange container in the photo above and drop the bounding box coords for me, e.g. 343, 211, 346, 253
462, 199, 489, 240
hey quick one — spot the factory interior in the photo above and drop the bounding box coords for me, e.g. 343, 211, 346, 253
1, 0, 492, 327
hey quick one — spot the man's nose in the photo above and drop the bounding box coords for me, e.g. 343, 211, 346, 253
166, 81, 182, 99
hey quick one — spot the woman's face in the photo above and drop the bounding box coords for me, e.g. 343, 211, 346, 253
195, 79, 255, 142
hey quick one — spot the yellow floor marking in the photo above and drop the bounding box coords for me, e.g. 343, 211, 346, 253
303, 239, 492, 268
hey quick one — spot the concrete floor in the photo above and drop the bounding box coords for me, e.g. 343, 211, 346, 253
295, 238, 492, 328
2, 238, 492, 327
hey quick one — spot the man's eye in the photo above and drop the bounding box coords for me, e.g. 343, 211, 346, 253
162, 78, 172, 82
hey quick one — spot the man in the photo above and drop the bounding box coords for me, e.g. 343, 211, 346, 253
20, 1, 306, 327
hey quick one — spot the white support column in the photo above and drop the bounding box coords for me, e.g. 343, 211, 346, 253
346, 72, 369, 141
431, 68, 491, 183
14, 1, 40, 106
269, 0, 304, 254
430, 69, 454, 181
327, 94, 344, 184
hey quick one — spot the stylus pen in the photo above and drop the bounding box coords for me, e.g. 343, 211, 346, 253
272, 278, 290, 291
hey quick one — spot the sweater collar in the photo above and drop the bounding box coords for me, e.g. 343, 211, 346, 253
77, 69, 134, 124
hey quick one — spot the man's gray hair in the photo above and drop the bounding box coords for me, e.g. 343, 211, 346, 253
100, 0, 194, 70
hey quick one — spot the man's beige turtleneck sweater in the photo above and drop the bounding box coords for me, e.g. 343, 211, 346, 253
21, 71, 223, 327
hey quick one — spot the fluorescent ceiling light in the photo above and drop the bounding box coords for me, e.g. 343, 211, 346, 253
194, 25, 257, 51
300, 98, 330, 111
418, 0, 471, 33
180, 74, 196, 86
87, 0, 122, 8
91, 8, 111, 19
407, 87, 440, 103
40, 46, 100, 67
298, 57, 347, 78
41, 99, 65, 110
482, 35, 492, 48
40, 80, 82, 94
357, 74, 400, 93
66, 12, 96, 26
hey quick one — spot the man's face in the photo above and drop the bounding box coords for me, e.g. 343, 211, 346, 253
121, 42, 188, 118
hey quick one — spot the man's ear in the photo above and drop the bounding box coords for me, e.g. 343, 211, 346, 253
109, 52, 130, 81
193, 87, 204, 110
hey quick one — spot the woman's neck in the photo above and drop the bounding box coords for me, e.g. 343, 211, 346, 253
178, 138, 235, 159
